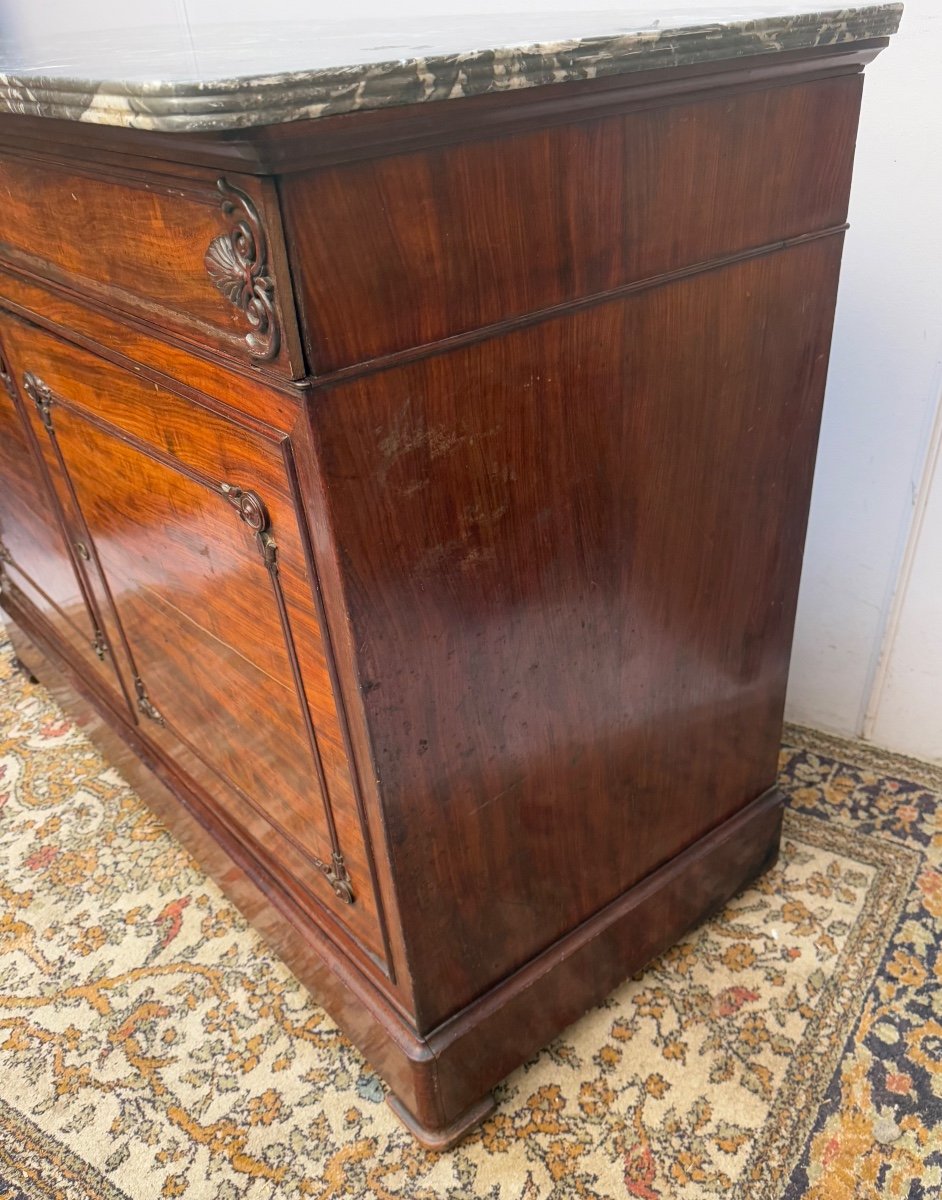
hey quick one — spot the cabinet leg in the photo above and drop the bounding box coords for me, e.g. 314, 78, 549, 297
9, 655, 39, 685
386, 1091, 497, 1151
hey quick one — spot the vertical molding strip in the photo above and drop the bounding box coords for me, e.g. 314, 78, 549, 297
862, 376, 942, 740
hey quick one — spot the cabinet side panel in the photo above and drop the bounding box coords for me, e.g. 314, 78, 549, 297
312, 237, 845, 1028
284, 74, 861, 371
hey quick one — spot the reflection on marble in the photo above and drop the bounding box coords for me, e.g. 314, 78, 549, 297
0, 5, 902, 132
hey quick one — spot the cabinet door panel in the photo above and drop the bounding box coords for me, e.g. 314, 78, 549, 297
0, 324, 131, 708
2, 316, 385, 965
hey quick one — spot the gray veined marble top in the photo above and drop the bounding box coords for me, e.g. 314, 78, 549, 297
0, 4, 902, 133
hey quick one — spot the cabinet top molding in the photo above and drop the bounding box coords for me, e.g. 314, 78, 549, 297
0, 4, 901, 134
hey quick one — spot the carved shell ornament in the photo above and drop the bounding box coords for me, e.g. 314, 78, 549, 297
204, 233, 250, 306
204, 179, 280, 363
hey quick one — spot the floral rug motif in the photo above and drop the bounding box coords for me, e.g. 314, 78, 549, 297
0, 632, 939, 1199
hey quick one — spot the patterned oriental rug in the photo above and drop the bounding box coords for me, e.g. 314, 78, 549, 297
0, 632, 939, 1200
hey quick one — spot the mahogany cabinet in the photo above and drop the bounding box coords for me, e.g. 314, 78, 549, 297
0, 8, 898, 1148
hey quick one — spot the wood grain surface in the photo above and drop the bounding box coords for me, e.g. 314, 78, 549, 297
285, 75, 860, 371
0, 37, 883, 1143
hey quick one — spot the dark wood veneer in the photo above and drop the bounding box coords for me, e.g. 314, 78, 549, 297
0, 38, 887, 1146
310, 236, 843, 1028
285, 74, 861, 371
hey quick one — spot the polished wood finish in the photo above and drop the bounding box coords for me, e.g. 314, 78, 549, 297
0, 330, 129, 706
387, 1092, 499, 1153
0, 40, 885, 1146
0, 156, 304, 379
0, 313, 388, 969
310, 237, 843, 1029
286, 74, 860, 371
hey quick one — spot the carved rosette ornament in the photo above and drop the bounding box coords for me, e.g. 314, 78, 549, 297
204, 179, 281, 364
220, 482, 277, 565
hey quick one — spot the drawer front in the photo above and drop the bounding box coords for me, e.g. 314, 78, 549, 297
285, 74, 862, 371
0, 315, 385, 966
0, 155, 302, 378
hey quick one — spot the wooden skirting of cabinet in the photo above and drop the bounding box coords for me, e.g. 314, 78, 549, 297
0, 31, 891, 1147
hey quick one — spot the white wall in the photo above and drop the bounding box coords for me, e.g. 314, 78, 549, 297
866, 412, 942, 760
784, 0, 942, 755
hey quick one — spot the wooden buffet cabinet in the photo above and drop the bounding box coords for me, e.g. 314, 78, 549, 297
0, 6, 899, 1148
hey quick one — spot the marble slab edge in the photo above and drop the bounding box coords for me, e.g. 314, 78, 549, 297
0, 5, 903, 134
